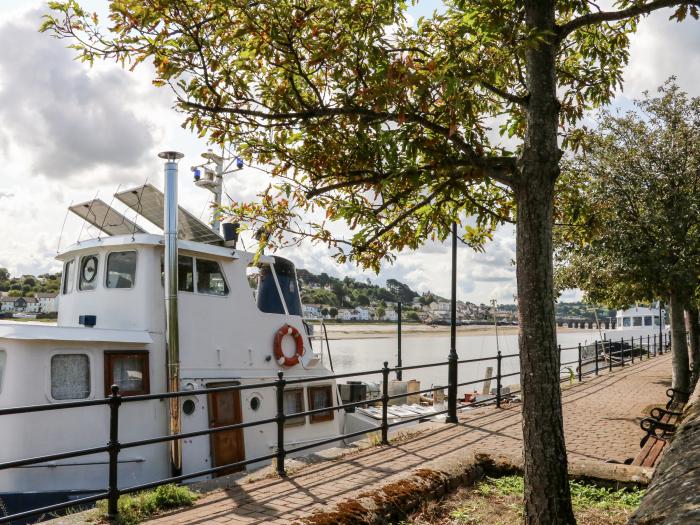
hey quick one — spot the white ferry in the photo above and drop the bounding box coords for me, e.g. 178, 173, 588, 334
0, 152, 344, 518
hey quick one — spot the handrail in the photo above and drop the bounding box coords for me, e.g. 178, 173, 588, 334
0, 331, 667, 524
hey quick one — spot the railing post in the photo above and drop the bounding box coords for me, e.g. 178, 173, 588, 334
577, 343, 582, 382
631, 336, 635, 364
275, 372, 286, 477
653, 333, 657, 356
594, 340, 599, 376
621, 337, 625, 367
381, 361, 390, 445
496, 350, 502, 408
647, 334, 650, 359
609, 340, 613, 372
447, 352, 458, 422
107, 385, 122, 521
659, 333, 664, 355
396, 302, 402, 381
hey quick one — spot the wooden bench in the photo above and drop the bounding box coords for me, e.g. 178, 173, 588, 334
631, 388, 689, 467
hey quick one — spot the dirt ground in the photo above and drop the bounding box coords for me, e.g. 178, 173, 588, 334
400, 476, 641, 525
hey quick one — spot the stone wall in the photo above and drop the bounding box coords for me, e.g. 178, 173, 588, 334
628, 380, 700, 524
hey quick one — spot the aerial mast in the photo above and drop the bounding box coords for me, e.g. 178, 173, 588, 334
191, 149, 244, 234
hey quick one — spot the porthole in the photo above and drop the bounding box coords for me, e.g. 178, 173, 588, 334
250, 396, 261, 411
182, 399, 196, 415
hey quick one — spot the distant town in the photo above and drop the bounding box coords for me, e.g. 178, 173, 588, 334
0, 266, 615, 324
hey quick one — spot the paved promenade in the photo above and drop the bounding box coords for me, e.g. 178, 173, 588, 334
145, 354, 672, 525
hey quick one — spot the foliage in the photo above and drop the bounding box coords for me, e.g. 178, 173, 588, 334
41, 0, 696, 271
555, 81, 700, 307
95, 484, 197, 525
0, 269, 60, 295
481, 476, 643, 510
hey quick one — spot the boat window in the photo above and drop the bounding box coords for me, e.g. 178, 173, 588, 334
160, 256, 194, 292
106, 251, 137, 289
284, 388, 305, 426
62, 259, 75, 294
0, 350, 6, 393
623, 317, 631, 327
633, 316, 643, 327
654, 316, 660, 326
196, 259, 229, 296
51, 354, 90, 400
644, 316, 653, 326
308, 385, 334, 423
78, 255, 99, 291
256, 257, 303, 316
104, 351, 149, 396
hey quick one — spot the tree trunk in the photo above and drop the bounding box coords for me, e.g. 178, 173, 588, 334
685, 305, 700, 388
669, 292, 690, 396
515, 2, 575, 524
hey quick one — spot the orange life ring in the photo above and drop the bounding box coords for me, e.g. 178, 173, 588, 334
273, 324, 304, 367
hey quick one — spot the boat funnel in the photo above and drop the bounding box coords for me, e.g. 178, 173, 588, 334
159, 150, 184, 476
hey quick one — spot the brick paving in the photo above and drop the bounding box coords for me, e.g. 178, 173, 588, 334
144, 354, 672, 525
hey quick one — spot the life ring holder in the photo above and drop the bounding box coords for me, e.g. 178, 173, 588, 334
273, 324, 305, 367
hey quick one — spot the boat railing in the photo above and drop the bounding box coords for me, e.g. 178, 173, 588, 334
0, 332, 669, 525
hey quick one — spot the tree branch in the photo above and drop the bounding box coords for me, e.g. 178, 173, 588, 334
480, 81, 529, 106
557, 0, 700, 41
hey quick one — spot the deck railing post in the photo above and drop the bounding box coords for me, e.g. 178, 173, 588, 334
620, 337, 625, 367
381, 361, 390, 445
275, 372, 287, 477
496, 350, 503, 408
577, 343, 582, 382
594, 340, 599, 376
107, 385, 122, 521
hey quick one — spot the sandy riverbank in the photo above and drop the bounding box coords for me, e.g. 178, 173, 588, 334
316, 322, 590, 340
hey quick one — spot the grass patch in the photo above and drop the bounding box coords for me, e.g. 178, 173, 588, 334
398, 475, 644, 525
95, 484, 197, 525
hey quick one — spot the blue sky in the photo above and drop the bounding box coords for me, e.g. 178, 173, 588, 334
0, 2, 698, 303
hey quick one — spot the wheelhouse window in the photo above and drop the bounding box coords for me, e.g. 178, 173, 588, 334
644, 316, 653, 326
256, 257, 302, 316
51, 354, 90, 400
106, 251, 137, 289
623, 317, 631, 327
654, 316, 661, 326
62, 259, 75, 294
0, 350, 6, 393
196, 259, 229, 296
308, 385, 334, 423
160, 255, 194, 292
633, 316, 643, 327
284, 388, 305, 426
104, 351, 149, 396
79, 255, 99, 291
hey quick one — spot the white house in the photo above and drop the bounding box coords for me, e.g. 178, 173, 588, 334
0, 297, 14, 312
35, 292, 58, 313
302, 303, 322, 319
382, 309, 398, 322
337, 307, 371, 321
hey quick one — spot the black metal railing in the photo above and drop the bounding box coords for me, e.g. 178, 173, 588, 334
0, 332, 669, 524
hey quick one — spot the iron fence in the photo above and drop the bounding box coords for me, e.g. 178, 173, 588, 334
0, 332, 669, 524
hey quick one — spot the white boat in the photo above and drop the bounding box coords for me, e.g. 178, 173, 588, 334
0, 151, 345, 518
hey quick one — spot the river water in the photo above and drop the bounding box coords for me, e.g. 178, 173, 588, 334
318, 327, 629, 397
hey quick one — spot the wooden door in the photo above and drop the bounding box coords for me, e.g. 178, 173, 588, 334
207, 385, 245, 476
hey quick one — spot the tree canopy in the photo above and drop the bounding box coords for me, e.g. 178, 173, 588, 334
555, 80, 700, 308
43, 0, 696, 269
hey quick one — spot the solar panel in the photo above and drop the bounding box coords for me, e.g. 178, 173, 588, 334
69, 199, 147, 236
114, 184, 224, 245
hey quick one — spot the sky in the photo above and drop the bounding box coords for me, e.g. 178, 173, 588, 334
0, 2, 699, 304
